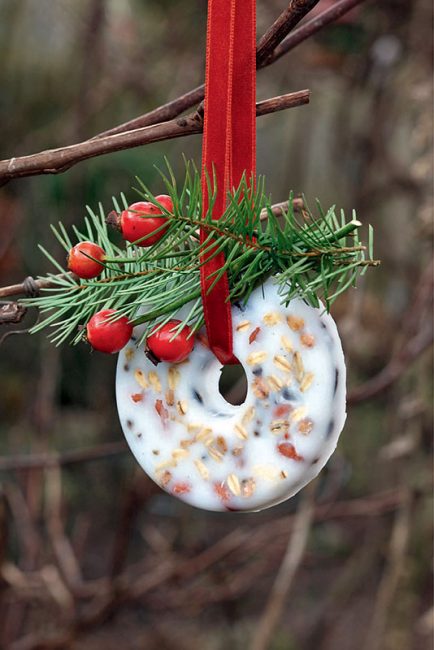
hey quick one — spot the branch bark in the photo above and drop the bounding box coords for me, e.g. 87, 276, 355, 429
256, 0, 320, 66
96, 0, 321, 139
0, 0, 370, 185
269, 0, 368, 64
0, 442, 128, 472
251, 483, 315, 650
0, 91, 309, 185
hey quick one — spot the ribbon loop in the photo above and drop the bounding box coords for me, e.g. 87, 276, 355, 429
200, 0, 256, 364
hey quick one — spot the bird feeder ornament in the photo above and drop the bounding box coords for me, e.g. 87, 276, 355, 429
116, 0, 345, 512
23, 0, 378, 512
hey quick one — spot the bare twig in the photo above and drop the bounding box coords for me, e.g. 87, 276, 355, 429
362, 492, 412, 650
2, 485, 419, 650
0, 441, 128, 472
95, 85, 206, 139
349, 259, 433, 404
0, 198, 304, 301
95, 0, 368, 140
348, 325, 433, 404
0, 91, 309, 185
0, 274, 74, 299
256, 0, 320, 66
251, 484, 315, 650
96, 0, 318, 139
269, 0, 369, 64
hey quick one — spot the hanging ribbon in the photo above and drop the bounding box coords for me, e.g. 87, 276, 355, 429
200, 0, 256, 365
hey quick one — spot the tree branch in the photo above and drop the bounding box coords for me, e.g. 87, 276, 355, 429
0, 442, 128, 472
256, 0, 320, 67
0, 0, 370, 186
0, 91, 309, 185
269, 0, 368, 64
94, 0, 368, 142
96, 0, 321, 139
252, 483, 315, 650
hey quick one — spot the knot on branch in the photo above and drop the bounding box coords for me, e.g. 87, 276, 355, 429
22, 276, 40, 298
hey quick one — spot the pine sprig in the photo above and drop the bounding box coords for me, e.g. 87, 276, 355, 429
22, 160, 378, 347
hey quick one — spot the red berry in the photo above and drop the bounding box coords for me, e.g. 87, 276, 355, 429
146, 320, 194, 363
155, 194, 174, 213
68, 241, 105, 279
86, 309, 133, 354
120, 201, 169, 247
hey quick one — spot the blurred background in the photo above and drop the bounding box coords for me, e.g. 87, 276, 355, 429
0, 1, 432, 648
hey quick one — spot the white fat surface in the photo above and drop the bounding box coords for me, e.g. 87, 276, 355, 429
115, 279, 346, 512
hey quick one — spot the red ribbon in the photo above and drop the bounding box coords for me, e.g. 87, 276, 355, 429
200, 0, 256, 365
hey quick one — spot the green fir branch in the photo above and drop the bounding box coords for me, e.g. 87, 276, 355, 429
22, 160, 379, 347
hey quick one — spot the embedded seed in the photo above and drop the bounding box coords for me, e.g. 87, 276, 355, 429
253, 464, 280, 481
148, 371, 162, 392
252, 377, 269, 399
281, 335, 293, 354
196, 427, 213, 445
291, 406, 307, 422
180, 438, 194, 449
194, 459, 210, 480
168, 366, 181, 390
246, 350, 268, 366
155, 399, 169, 422
280, 470, 288, 479
242, 406, 256, 425
172, 448, 189, 460
165, 389, 175, 406
235, 423, 249, 440
300, 372, 314, 392
134, 369, 148, 389
267, 374, 283, 391
287, 315, 304, 331
236, 320, 251, 332
273, 355, 292, 373
227, 474, 241, 496
263, 312, 281, 326
298, 418, 314, 435
187, 423, 202, 434
155, 458, 177, 471
293, 351, 304, 382
125, 348, 135, 361
301, 333, 315, 348
177, 400, 188, 415
208, 446, 224, 462
277, 442, 304, 461
158, 470, 172, 487
241, 477, 256, 497
270, 419, 290, 435
216, 436, 228, 453
249, 327, 261, 344
232, 446, 244, 457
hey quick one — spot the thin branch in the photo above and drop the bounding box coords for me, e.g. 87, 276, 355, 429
348, 325, 433, 404
269, 0, 368, 64
0, 198, 304, 301
256, 0, 320, 67
95, 85, 205, 139
0, 274, 74, 300
362, 492, 412, 650
96, 1, 318, 139
0, 91, 309, 185
348, 259, 433, 404
251, 483, 315, 650
0, 442, 128, 472
94, 0, 368, 139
